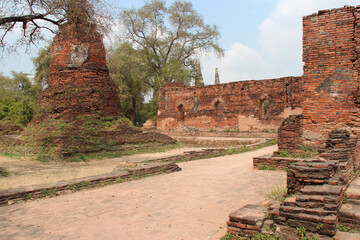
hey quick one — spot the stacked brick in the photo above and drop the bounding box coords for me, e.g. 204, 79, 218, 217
253, 155, 299, 170
157, 76, 303, 132
227, 204, 266, 237
278, 114, 303, 151
274, 184, 343, 236
272, 129, 359, 236
319, 129, 360, 184
287, 161, 336, 194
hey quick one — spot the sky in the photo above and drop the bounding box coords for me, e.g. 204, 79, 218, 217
1, 0, 359, 85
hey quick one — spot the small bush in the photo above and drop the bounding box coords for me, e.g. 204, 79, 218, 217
226, 129, 230, 132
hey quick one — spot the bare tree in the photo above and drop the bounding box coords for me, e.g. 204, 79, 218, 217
0, 0, 112, 51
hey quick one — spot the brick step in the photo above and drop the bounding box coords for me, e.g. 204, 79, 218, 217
334, 232, 360, 240
295, 194, 340, 204
280, 205, 335, 217
347, 198, 360, 205
346, 178, 360, 200
300, 185, 344, 196
282, 195, 339, 210
280, 211, 337, 225
339, 204, 360, 226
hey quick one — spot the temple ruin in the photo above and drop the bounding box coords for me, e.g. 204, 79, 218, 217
158, 5, 360, 150
157, 77, 302, 133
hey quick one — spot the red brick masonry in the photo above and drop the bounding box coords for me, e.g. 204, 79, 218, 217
157, 77, 302, 132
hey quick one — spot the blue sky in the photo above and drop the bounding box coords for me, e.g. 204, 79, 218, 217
1, 0, 359, 85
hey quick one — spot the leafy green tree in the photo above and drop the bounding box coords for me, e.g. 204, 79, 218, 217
120, 0, 223, 93
107, 42, 150, 125
0, 72, 40, 125
0, 97, 34, 125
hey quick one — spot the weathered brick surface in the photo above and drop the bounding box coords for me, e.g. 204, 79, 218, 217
227, 204, 265, 237
278, 114, 303, 151
157, 77, 302, 132
301, 6, 360, 148
33, 23, 122, 122
253, 155, 299, 170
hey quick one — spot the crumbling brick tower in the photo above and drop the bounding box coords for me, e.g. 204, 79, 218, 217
25, 4, 174, 159
36, 23, 122, 122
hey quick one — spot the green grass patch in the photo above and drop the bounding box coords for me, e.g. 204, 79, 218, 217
0, 152, 22, 158
338, 224, 354, 233
257, 165, 277, 171
0, 167, 9, 177
278, 145, 318, 159
296, 227, 319, 240
221, 232, 280, 240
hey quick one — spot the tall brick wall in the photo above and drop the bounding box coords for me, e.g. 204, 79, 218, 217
157, 77, 302, 132
302, 6, 360, 148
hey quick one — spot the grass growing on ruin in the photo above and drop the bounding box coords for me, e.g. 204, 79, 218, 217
278, 145, 318, 159
221, 232, 280, 240
338, 224, 354, 233
296, 227, 319, 240
266, 185, 287, 203
257, 165, 277, 171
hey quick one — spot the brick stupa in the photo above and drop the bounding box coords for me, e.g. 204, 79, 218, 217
35, 23, 122, 122
23, 15, 175, 159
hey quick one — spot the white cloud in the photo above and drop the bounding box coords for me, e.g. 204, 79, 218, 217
200, 42, 279, 85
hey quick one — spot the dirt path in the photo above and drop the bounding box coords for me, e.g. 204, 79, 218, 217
0, 145, 286, 240
0, 147, 201, 190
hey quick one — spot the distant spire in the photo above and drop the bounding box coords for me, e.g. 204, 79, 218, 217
215, 68, 220, 84
195, 60, 204, 86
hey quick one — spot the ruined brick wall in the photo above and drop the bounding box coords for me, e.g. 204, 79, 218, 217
157, 77, 303, 132
301, 6, 360, 148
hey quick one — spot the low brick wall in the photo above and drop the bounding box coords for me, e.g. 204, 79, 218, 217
253, 155, 299, 170
0, 162, 181, 206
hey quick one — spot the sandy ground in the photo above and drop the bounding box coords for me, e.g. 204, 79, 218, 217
0, 147, 202, 190
0, 145, 285, 240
